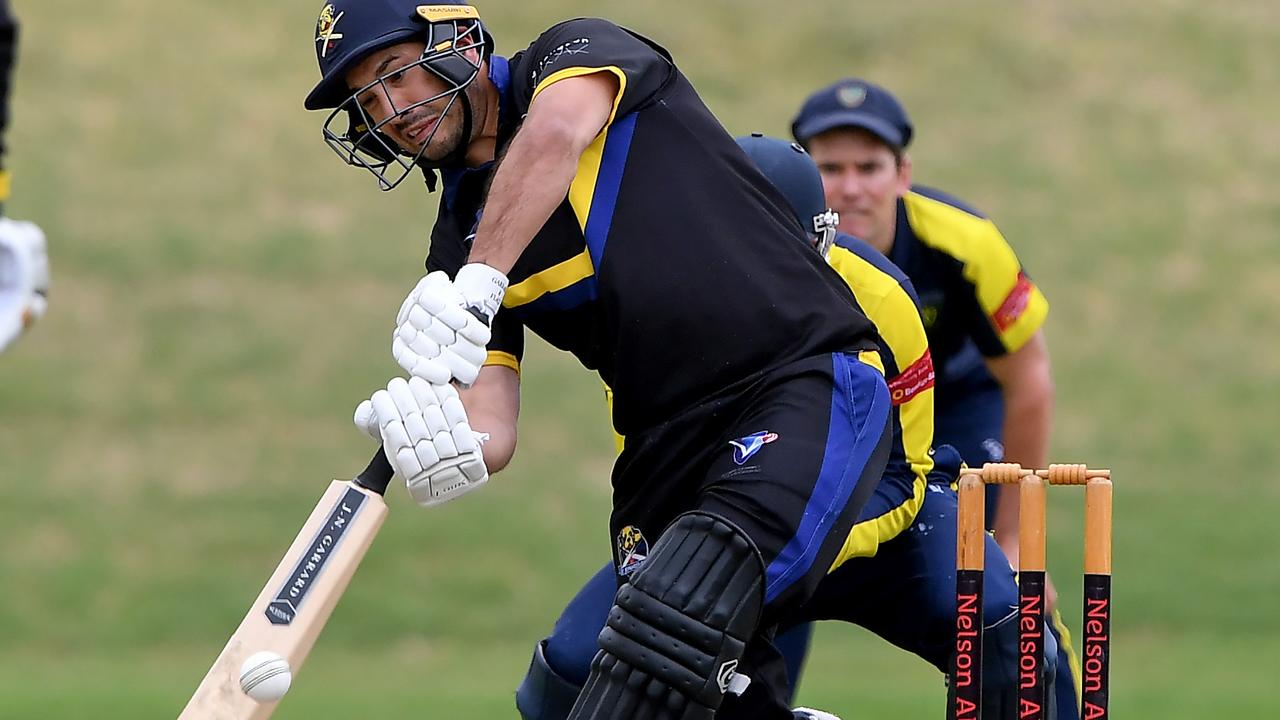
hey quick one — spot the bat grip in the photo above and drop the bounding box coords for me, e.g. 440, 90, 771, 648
354, 447, 395, 495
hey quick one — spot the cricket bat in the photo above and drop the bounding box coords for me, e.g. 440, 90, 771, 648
178, 448, 395, 719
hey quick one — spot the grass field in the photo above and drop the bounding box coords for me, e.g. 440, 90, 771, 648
1, 0, 1277, 717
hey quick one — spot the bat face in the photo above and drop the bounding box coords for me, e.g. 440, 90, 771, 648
264, 485, 375, 627
179, 471, 389, 719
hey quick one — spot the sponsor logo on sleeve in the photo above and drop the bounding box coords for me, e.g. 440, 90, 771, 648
888, 351, 935, 406
992, 271, 1035, 331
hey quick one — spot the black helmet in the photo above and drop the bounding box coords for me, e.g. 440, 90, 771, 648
736, 134, 840, 257
305, 1, 494, 191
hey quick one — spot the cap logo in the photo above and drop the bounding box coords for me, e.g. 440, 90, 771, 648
315, 4, 345, 59
837, 85, 867, 108
417, 5, 481, 22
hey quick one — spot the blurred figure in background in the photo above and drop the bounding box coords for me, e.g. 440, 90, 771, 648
0, 0, 49, 355
791, 78, 1079, 718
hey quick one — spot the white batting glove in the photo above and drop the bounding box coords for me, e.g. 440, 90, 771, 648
354, 376, 490, 508
0, 218, 48, 353
793, 709, 842, 720
392, 264, 508, 388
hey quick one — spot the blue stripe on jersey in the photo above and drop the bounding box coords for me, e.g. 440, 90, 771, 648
583, 112, 638, 269
764, 352, 891, 603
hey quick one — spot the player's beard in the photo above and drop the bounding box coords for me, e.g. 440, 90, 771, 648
404, 83, 483, 165
416, 111, 462, 163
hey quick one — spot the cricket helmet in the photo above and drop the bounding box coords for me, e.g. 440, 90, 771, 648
305, 1, 494, 190
736, 133, 840, 258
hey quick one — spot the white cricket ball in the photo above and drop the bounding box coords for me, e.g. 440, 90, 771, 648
239, 651, 292, 702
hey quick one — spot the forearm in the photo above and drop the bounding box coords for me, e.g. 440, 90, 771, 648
458, 366, 520, 473
985, 332, 1054, 548
466, 122, 582, 274
466, 73, 617, 274
991, 387, 1053, 547
1001, 383, 1053, 468
473, 410, 516, 473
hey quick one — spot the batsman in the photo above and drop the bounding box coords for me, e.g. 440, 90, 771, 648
307, 2, 893, 718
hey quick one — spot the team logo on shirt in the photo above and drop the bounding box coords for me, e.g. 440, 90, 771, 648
921, 305, 939, 328
837, 84, 867, 108
315, 4, 345, 59
617, 525, 649, 576
729, 431, 779, 465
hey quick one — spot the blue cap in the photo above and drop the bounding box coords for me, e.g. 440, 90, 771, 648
790, 78, 913, 149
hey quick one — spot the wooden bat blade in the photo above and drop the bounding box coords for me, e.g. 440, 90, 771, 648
178, 478, 389, 719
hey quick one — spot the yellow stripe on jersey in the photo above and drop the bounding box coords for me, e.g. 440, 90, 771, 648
1051, 606, 1085, 708
483, 350, 521, 376
0, 170, 10, 202
531, 65, 629, 129
603, 384, 624, 453
504, 66, 632, 309
856, 348, 884, 376
830, 478, 927, 567
502, 250, 595, 308
826, 245, 935, 563
568, 129, 608, 236
902, 191, 1049, 353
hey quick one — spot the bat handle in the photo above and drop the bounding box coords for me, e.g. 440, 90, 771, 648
354, 447, 395, 495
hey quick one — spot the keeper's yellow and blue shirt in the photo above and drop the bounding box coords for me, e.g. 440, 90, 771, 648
427, 19, 879, 437
826, 233, 934, 557
888, 186, 1049, 395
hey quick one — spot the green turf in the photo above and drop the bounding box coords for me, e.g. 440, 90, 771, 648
2, 0, 1277, 716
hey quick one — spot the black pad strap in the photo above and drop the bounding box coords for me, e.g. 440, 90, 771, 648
567, 512, 765, 720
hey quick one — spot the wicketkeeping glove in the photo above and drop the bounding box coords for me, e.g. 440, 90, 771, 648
0, 217, 49, 353
354, 376, 490, 508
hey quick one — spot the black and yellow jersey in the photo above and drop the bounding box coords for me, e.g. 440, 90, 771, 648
888, 186, 1049, 393
825, 233, 935, 559
607, 232, 935, 558
427, 19, 877, 436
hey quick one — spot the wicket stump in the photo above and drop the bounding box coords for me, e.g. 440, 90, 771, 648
951, 464, 1113, 720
